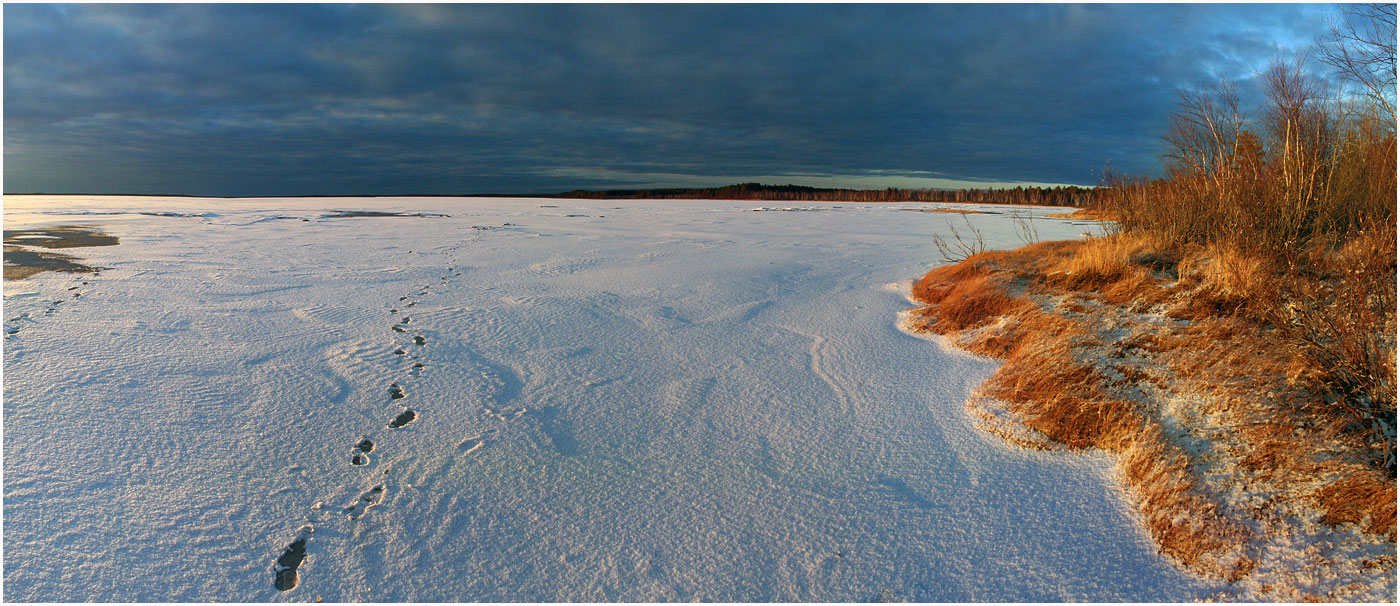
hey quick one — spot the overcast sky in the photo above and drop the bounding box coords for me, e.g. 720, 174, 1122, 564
3, 3, 1351, 196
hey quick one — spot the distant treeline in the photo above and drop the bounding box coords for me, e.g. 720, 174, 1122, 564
548, 182, 1108, 207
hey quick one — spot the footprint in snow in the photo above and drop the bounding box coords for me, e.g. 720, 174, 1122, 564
413, 335, 426, 346
344, 485, 385, 519
273, 536, 308, 591
350, 438, 375, 466
388, 409, 417, 428
388, 383, 404, 400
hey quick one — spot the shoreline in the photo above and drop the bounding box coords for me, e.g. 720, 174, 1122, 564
903, 235, 1396, 601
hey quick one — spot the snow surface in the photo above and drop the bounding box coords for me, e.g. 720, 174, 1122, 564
3, 196, 1220, 601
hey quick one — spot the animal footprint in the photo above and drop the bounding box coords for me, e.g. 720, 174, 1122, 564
413, 335, 426, 346
273, 536, 309, 592
388, 409, 417, 429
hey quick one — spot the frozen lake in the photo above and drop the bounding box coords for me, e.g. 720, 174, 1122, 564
3, 196, 1217, 601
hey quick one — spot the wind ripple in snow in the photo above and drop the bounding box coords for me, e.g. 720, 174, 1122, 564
527, 256, 602, 276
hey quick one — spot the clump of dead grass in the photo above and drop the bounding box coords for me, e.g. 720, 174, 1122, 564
1315, 472, 1398, 540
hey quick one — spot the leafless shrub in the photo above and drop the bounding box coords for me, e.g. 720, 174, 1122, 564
931, 214, 986, 262
1010, 210, 1040, 246
1270, 224, 1397, 469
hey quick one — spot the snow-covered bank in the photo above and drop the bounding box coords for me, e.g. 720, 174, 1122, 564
5, 196, 1214, 601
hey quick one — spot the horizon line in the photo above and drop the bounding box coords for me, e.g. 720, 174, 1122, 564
2, 182, 1099, 200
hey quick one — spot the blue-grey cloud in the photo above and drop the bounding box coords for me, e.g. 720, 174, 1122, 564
3, 4, 1356, 196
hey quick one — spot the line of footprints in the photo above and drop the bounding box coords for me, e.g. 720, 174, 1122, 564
5, 275, 96, 338
274, 240, 484, 593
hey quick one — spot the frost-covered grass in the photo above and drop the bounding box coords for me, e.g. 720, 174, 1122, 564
5, 196, 1212, 601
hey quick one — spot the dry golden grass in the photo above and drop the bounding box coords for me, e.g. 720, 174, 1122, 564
1316, 473, 1398, 540
911, 248, 1253, 577
1119, 420, 1255, 580
1166, 244, 1276, 320
1037, 233, 1181, 309
983, 352, 1135, 451
912, 273, 1028, 335
1151, 314, 1396, 544
908, 232, 1396, 585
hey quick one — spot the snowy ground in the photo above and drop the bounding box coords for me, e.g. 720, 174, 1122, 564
3, 196, 1222, 601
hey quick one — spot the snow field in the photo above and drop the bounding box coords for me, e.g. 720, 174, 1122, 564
3, 197, 1217, 601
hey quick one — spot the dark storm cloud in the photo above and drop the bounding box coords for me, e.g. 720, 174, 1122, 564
3, 4, 1344, 196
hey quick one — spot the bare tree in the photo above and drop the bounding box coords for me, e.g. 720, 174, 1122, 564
1163, 82, 1246, 180
1160, 82, 1250, 243
1260, 58, 1334, 247
1318, 3, 1397, 128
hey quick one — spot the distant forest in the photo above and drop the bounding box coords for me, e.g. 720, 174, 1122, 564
547, 182, 1109, 207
